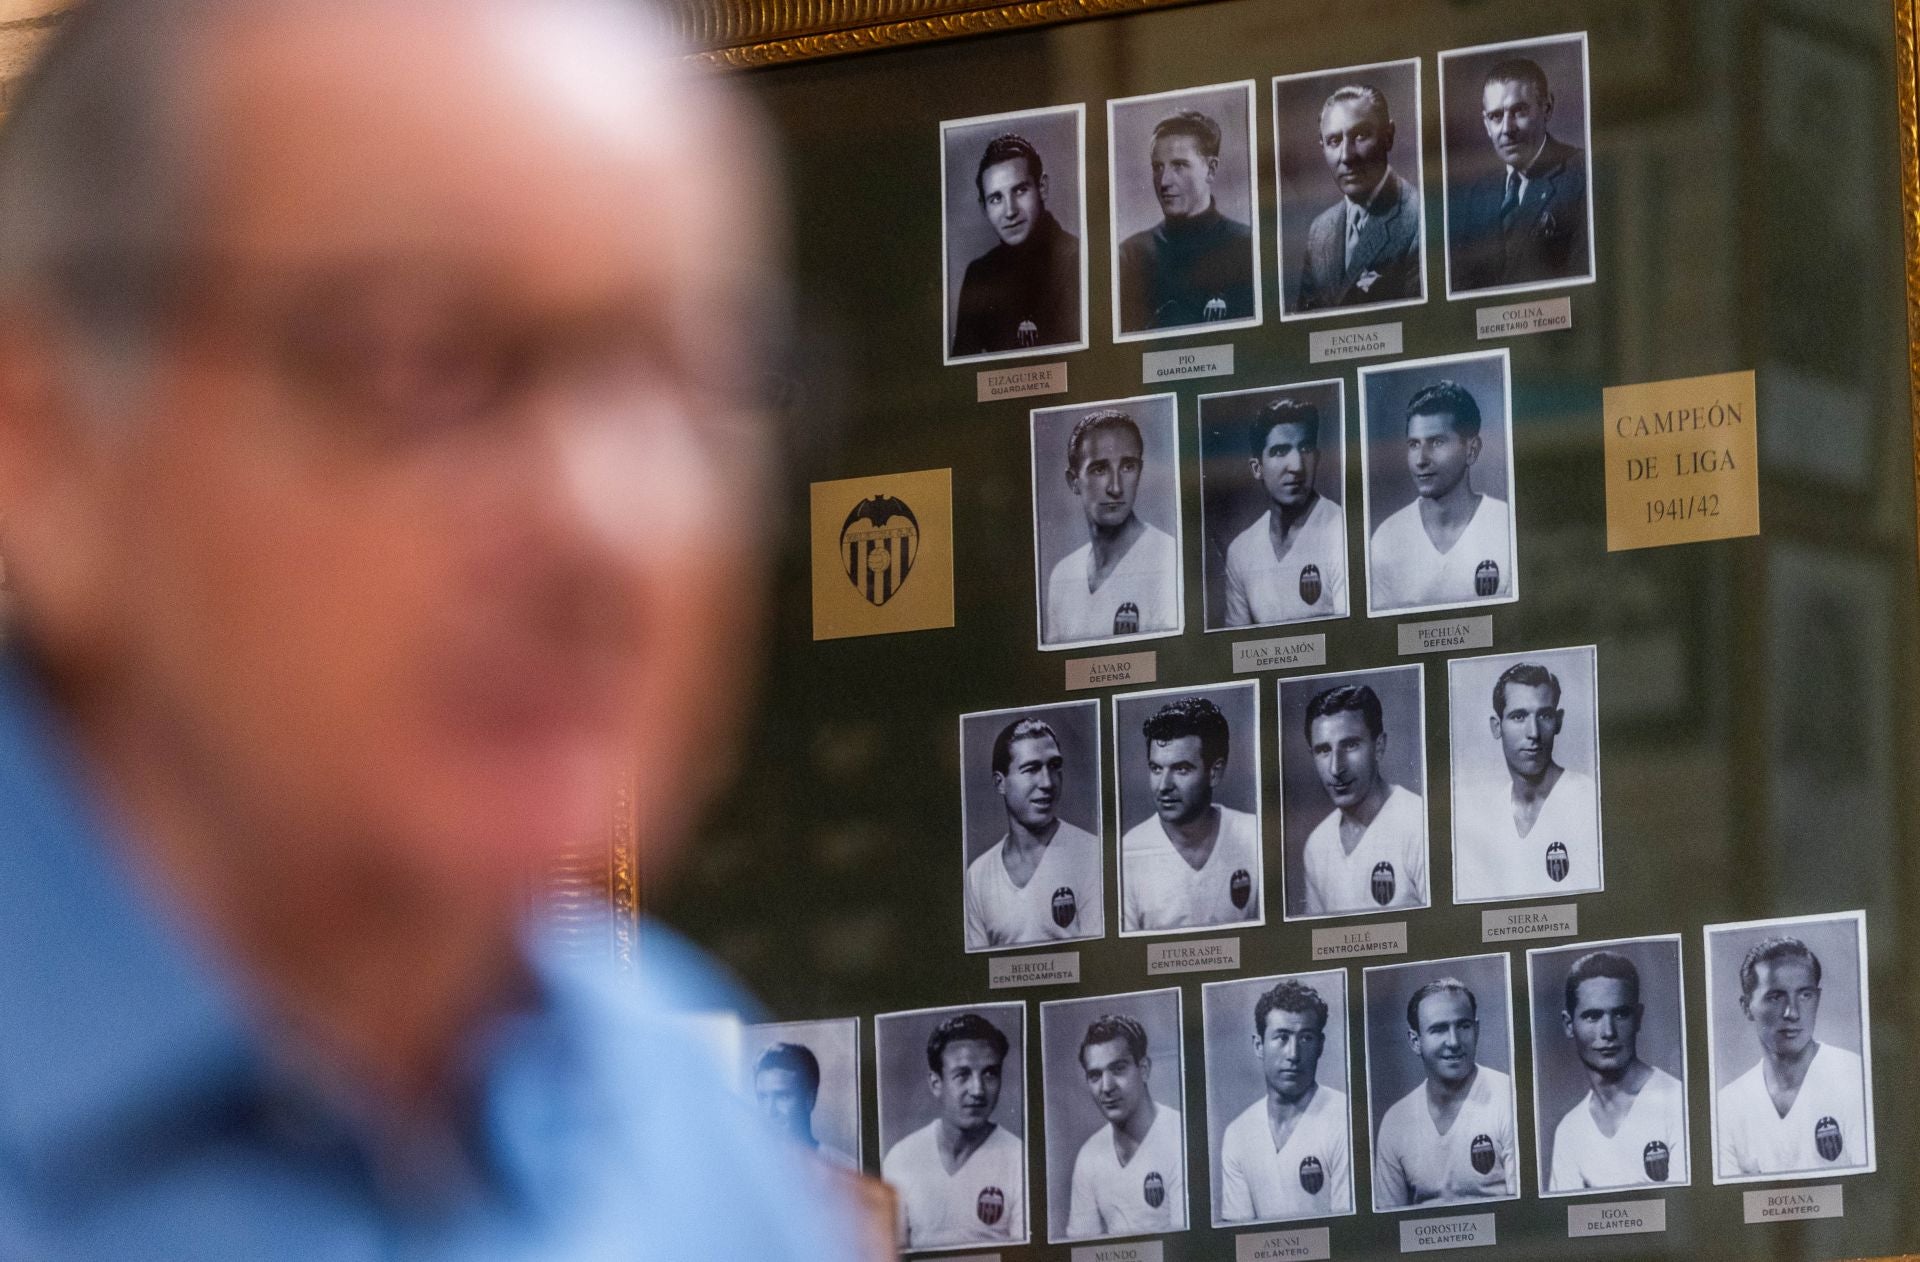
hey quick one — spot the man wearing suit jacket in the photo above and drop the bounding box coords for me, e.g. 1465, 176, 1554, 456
1296, 85, 1422, 313
1450, 57, 1590, 294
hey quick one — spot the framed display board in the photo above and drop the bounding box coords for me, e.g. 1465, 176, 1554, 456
596, 0, 1920, 1258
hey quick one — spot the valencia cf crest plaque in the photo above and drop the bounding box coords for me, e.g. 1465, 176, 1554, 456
810, 468, 955, 640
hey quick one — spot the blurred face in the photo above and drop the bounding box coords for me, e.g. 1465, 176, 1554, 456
979, 158, 1044, 247
995, 734, 1062, 832
930, 1039, 1004, 1132
1066, 427, 1143, 532
1409, 990, 1479, 1087
1564, 976, 1641, 1076
0, 4, 772, 904
754, 1067, 817, 1138
1482, 77, 1552, 169
1081, 1037, 1150, 1125
1320, 97, 1393, 199
1406, 411, 1480, 500
1151, 133, 1216, 219
1250, 420, 1319, 509
1741, 958, 1821, 1060
1309, 710, 1384, 810
1148, 733, 1220, 826
1493, 682, 1563, 778
1256, 1006, 1325, 1102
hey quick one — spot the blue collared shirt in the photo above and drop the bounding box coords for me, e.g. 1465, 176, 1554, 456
0, 658, 858, 1261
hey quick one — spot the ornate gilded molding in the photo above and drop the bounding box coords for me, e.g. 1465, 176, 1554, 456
1900, 0, 1920, 559
677, 0, 1211, 70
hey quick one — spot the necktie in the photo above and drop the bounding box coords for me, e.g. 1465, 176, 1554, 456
1499, 168, 1522, 230
1345, 206, 1364, 269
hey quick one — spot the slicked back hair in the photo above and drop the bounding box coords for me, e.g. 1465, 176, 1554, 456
1739, 937, 1822, 1002
1562, 951, 1639, 1017
1406, 977, 1476, 1031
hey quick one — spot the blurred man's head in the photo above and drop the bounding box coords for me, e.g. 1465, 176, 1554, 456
0, 0, 777, 911
753, 1042, 823, 1145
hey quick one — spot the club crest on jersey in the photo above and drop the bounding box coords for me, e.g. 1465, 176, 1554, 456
976, 1186, 1005, 1225
1142, 1171, 1165, 1208
1051, 886, 1078, 928
1230, 869, 1252, 909
1816, 1116, 1844, 1162
1371, 861, 1396, 906
1299, 1155, 1325, 1195
1642, 1139, 1670, 1182
1474, 559, 1500, 598
1469, 1133, 1496, 1175
839, 496, 919, 607
1545, 841, 1569, 882
1114, 602, 1140, 635
1299, 563, 1322, 606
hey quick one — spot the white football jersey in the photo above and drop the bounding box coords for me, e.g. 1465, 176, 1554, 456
1222, 497, 1349, 627
1454, 769, 1600, 902
1301, 784, 1428, 917
1121, 805, 1262, 933
1374, 1066, 1519, 1210
1045, 522, 1180, 647
1715, 1042, 1870, 1179
882, 1120, 1027, 1248
1367, 493, 1513, 614
1547, 1065, 1688, 1192
963, 820, 1106, 950
1218, 1084, 1353, 1224
1063, 1104, 1187, 1240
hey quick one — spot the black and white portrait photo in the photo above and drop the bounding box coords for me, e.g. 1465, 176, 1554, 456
1273, 59, 1427, 320
1359, 349, 1518, 618
1448, 645, 1603, 904
1363, 954, 1520, 1212
877, 1001, 1031, 1251
1112, 680, 1263, 936
1198, 380, 1350, 631
743, 1017, 865, 1171
1031, 394, 1184, 651
939, 104, 1089, 365
1276, 664, 1429, 921
1108, 81, 1263, 342
1705, 911, 1876, 1185
1201, 970, 1356, 1228
957, 700, 1107, 953
1526, 937, 1690, 1196
1439, 32, 1597, 300
1039, 989, 1190, 1243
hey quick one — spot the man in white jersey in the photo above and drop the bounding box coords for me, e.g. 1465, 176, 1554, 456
1374, 978, 1518, 1209
1044, 409, 1181, 646
1368, 378, 1514, 614
1299, 683, 1427, 916
1546, 952, 1687, 1192
1219, 979, 1353, 1224
1121, 696, 1262, 931
1455, 661, 1601, 901
1715, 937, 1870, 1179
1063, 1014, 1187, 1240
1223, 396, 1349, 627
883, 1013, 1029, 1247
965, 715, 1106, 950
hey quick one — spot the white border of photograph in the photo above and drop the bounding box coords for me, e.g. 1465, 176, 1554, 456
1275, 662, 1431, 923
1360, 950, 1523, 1214
939, 103, 1092, 367
1357, 347, 1520, 619
1200, 967, 1359, 1229
1106, 79, 1265, 345
1523, 934, 1692, 1198
1196, 377, 1351, 634
1273, 57, 1430, 323
1703, 909, 1877, 1186
874, 999, 1034, 1253
1446, 643, 1605, 905
956, 698, 1107, 955
1029, 391, 1187, 653
1437, 31, 1598, 303
1110, 677, 1267, 938
1037, 985, 1191, 1244
743, 1015, 867, 1171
